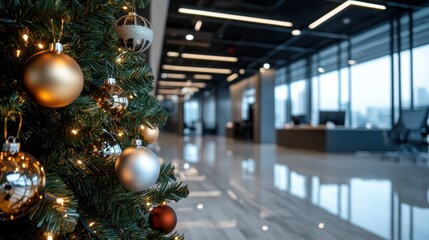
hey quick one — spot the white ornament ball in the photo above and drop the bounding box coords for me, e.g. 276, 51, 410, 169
115, 12, 153, 53
115, 140, 160, 192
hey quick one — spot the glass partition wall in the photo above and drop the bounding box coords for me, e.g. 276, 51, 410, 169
274, 7, 429, 129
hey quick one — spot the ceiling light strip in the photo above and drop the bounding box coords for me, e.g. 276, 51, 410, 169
193, 74, 212, 80
179, 8, 293, 28
158, 89, 182, 94
195, 20, 203, 31
227, 73, 239, 82
162, 64, 232, 74
308, 1, 351, 29
159, 81, 206, 88
349, 0, 386, 10
181, 53, 238, 62
167, 51, 180, 57
162, 73, 187, 79
308, 0, 386, 29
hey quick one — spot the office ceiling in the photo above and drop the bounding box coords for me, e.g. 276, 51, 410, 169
156, 0, 429, 96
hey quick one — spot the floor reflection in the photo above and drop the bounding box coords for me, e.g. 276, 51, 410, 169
158, 133, 429, 240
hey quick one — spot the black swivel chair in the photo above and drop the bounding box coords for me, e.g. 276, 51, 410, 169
385, 108, 429, 162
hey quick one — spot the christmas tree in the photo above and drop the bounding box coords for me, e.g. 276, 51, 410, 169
0, 0, 189, 239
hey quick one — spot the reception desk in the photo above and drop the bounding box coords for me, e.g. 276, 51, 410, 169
276, 126, 392, 153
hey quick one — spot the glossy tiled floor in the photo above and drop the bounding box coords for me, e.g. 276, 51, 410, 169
155, 133, 429, 240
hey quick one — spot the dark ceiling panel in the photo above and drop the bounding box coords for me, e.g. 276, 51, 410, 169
157, 0, 429, 95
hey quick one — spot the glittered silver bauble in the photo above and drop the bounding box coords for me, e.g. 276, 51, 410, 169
115, 139, 160, 192
93, 129, 122, 158
23, 42, 84, 108
139, 125, 159, 144
115, 12, 153, 53
0, 137, 46, 221
96, 77, 128, 118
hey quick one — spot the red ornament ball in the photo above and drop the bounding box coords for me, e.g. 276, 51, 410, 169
149, 205, 177, 234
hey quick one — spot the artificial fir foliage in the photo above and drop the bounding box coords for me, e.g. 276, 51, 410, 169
0, 0, 189, 239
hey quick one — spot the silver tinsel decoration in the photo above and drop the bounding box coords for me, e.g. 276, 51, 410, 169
115, 12, 153, 53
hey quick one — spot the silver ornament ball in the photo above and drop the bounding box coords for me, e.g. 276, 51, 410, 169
115, 141, 160, 192
0, 137, 46, 221
94, 129, 122, 158
115, 12, 153, 53
96, 78, 128, 118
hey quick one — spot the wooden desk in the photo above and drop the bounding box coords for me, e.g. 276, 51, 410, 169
276, 126, 392, 153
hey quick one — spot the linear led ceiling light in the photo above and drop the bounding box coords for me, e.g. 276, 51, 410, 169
179, 8, 293, 28
194, 74, 213, 80
181, 53, 238, 62
227, 73, 239, 82
162, 64, 232, 74
161, 73, 187, 79
195, 20, 203, 31
158, 81, 206, 88
308, 0, 386, 29
167, 51, 180, 57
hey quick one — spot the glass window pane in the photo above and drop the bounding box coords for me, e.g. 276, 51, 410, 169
311, 76, 319, 125
401, 51, 411, 108
275, 84, 288, 128
413, 44, 429, 107
351, 56, 391, 128
291, 80, 307, 115
319, 71, 339, 110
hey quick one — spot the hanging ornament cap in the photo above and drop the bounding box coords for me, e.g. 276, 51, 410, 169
2, 137, 20, 155
132, 138, 143, 147
49, 42, 64, 53
106, 77, 117, 85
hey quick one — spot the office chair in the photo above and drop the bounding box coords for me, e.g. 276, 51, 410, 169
384, 108, 429, 162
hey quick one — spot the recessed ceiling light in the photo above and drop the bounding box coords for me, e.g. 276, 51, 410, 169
239, 69, 246, 74
181, 53, 238, 62
194, 74, 212, 80
162, 65, 232, 74
227, 73, 239, 82
161, 73, 168, 79
186, 34, 194, 41
179, 8, 293, 28
263, 63, 270, 69
259, 68, 266, 73
195, 20, 203, 31
291, 29, 301, 36
167, 51, 180, 57
308, 0, 386, 29
317, 67, 326, 73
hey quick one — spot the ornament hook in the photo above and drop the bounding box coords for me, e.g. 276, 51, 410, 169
3, 111, 22, 141
50, 18, 65, 43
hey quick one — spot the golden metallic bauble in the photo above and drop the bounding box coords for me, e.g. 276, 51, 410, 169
0, 137, 46, 221
139, 125, 159, 144
23, 45, 84, 108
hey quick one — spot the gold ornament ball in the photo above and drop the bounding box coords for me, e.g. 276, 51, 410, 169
23, 45, 84, 108
139, 125, 159, 144
0, 138, 46, 221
